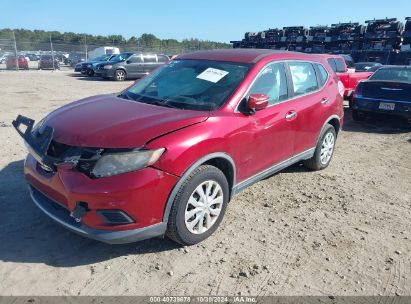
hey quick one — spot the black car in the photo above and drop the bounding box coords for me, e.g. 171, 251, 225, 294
352, 66, 411, 121
78, 54, 117, 76
95, 53, 170, 81
355, 62, 383, 72
38, 55, 60, 70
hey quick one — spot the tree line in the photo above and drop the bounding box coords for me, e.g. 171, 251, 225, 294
0, 28, 231, 53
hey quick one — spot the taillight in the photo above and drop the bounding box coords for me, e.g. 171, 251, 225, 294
352, 81, 364, 106
355, 81, 364, 96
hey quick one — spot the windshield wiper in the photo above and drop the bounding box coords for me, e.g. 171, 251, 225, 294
145, 99, 179, 109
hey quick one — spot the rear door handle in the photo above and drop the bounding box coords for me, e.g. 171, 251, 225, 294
321, 98, 330, 105
285, 111, 297, 120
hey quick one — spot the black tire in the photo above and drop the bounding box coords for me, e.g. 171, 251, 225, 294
304, 124, 337, 171
166, 165, 229, 246
87, 69, 94, 76
352, 109, 366, 121
114, 69, 126, 81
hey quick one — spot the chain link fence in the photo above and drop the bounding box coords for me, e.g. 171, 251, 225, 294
0, 36, 231, 59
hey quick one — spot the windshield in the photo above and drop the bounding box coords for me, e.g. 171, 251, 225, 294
370, 68, 411, 82
121, 59, 250, 111
110, 53, 132, 62
41, 55, 53, 60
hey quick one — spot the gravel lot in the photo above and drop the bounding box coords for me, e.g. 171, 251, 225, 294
0, 66, 410, 296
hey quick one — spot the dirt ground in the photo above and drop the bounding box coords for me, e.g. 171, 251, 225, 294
0, 65, 410, 296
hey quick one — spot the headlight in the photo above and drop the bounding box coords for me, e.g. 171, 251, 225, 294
103, 65, 113, 70
91, 148, 165, 178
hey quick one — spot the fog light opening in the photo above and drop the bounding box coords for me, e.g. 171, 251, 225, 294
97, 210, 135, 225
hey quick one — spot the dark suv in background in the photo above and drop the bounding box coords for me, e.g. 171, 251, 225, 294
95, 53, 170, 81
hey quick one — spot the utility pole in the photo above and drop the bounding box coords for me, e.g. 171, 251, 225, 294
84, 35, 88, 61
50, 33, 55, 70
12, 30, 19, 71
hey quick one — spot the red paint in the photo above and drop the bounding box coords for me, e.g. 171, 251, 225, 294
24, 49, 343, 233
319, 54, 372, 98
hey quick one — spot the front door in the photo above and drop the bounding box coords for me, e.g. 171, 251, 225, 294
233, 62, 297, 181
126, 54, 144, 77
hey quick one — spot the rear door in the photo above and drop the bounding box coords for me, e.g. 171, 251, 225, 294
287, 61, 331, 154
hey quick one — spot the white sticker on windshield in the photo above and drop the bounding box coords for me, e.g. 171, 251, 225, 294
197, 68, 229, 83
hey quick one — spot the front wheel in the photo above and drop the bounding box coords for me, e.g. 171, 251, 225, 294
304, 124, 336, 171
166, 165, 229, 245
114, 69, 126, 81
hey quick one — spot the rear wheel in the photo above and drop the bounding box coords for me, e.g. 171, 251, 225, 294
352, 109, 366, 121
304, 124, 336, 171
166, 165, 229, 245
114, 69, 126, 81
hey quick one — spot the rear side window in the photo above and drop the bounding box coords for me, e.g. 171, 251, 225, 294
289, 62, 318, 96
335, 59, 346, 73
128, 55, 143, 63
143, 56, 157, 63
327, 59, 337, 73
316, 64, 329, 87
247, 62, 288, 105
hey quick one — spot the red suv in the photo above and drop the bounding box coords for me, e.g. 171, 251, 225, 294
13, 49, 343, 245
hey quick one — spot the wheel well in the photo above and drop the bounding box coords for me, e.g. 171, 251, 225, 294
327, 118, 340, 135
203, 157, 235, 198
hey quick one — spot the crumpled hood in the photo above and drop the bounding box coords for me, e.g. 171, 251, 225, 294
44, 94, 209, 148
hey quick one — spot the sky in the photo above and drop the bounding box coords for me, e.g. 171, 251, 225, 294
1, 0, 410, 43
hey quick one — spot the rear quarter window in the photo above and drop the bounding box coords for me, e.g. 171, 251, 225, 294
315, 63, 329, 87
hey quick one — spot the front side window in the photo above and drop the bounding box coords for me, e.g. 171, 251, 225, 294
247, 62, 288, 105
122, 59, 250, 111
289, 62, 318, 96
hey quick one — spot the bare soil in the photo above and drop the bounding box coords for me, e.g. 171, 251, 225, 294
0, 67, 410, 296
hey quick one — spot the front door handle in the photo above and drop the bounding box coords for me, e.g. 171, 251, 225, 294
321, 98, 330, 105
285, 111, 297, 120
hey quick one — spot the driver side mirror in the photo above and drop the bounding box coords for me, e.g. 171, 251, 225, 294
247, 94, 269, 113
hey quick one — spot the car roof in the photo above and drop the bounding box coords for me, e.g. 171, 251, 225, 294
377, 65, 411, 69
177, 49, 323, 64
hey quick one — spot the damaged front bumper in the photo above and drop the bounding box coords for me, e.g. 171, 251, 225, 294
29, 185, 167, 244
13, 115, 178, 244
